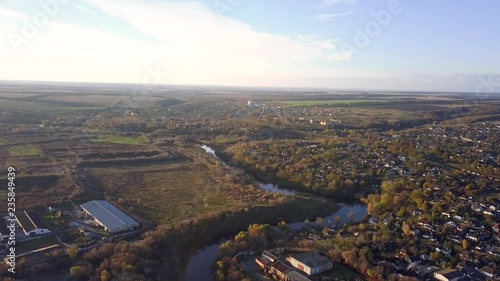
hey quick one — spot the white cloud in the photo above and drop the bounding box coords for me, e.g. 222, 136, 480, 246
322, 0, 356, 6
315, 11, 353, 21
327, 52, 352, 61
0, 1, 351, 86
75, 5, 98, 15
0, 14, 166, 83
76, 0, 348, 83
0, 8, 28, 19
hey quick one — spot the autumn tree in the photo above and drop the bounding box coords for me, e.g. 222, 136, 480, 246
277, 221, 287, 231
316, 217, 324, 227
100, 270, 111, 281
70, 265, 89, 279
66, 244, 79, 259
402, 222, 411, 236
342, 249, 358, 265
462, 239, 468, 250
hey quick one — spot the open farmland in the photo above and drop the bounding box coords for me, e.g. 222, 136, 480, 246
0, 130, 253, 225
0, 132, 155, 175
0, 175, 75, 212
9, 144, 43, 156
279, 99, 388, 107
356, 103, 449, 111
0, 93, 42, 99
0, 132, 165, 212
90, 134, 145, 145
40, 94, 166, 108
0, 98, 106, 111
86, 160, 234, 224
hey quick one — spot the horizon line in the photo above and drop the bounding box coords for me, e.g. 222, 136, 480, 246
1, 79, 499, 96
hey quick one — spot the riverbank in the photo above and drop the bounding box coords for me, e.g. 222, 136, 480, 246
180, 145, 366, 281
179, 197, 340, 280
208, 143, 369, 200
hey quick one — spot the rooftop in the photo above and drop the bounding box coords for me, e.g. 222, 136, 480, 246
290, 252, 332, 268
284, 269, 313, 281
80, 200, 139, 233
435, 268, 463, 279
272, 261, 291, 274
15, 211, 46, 233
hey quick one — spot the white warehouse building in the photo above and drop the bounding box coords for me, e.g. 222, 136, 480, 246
80, 200, 140, 233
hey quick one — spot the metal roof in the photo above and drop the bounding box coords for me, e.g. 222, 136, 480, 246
272, 261, 291, 274
290, 252, 332, 268
80, 200, 139, 233
435, 268, 464, 279
284, 270, 313, 281
15, 211, 47, 233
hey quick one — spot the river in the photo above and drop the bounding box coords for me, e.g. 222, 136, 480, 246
185, 146, 367, 281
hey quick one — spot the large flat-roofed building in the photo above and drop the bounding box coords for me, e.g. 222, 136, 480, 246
15, 211, 51, 236
80, 200, 139, 233
270, 262, 313, 281
284, 270, 313, 281
286, 252, 333, 276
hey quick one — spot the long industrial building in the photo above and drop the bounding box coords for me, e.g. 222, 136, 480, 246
15, 211, 51, 236
80, 200, 139, 233
286, 252, 333, 276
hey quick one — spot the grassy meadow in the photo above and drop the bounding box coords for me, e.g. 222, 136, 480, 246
279, 99, 387, 107
9, 144, 43, 156
0, 98, 106, 112
90, 135, 145, 145
87, 161, 233, 224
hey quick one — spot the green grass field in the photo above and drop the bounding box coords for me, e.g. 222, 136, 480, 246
9, 144, 43, 156
0, 99, 106, 112
90, 135, 145, 145
279, 99, 387, 107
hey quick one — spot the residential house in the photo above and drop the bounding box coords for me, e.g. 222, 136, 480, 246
433, 268, 463, 281
480, 266, 497, 278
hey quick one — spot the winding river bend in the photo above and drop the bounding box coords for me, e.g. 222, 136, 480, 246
187, 146, 367, 281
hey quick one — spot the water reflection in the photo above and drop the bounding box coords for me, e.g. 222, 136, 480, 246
184, 237, 229, 281
184, 203, 367, 281
257, 183, 296, 195
287, 203, 367, 230
190, 145, 367, 281
201, 145, 218, 158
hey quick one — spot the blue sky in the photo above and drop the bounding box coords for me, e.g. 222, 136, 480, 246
1, 0, 499, 92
